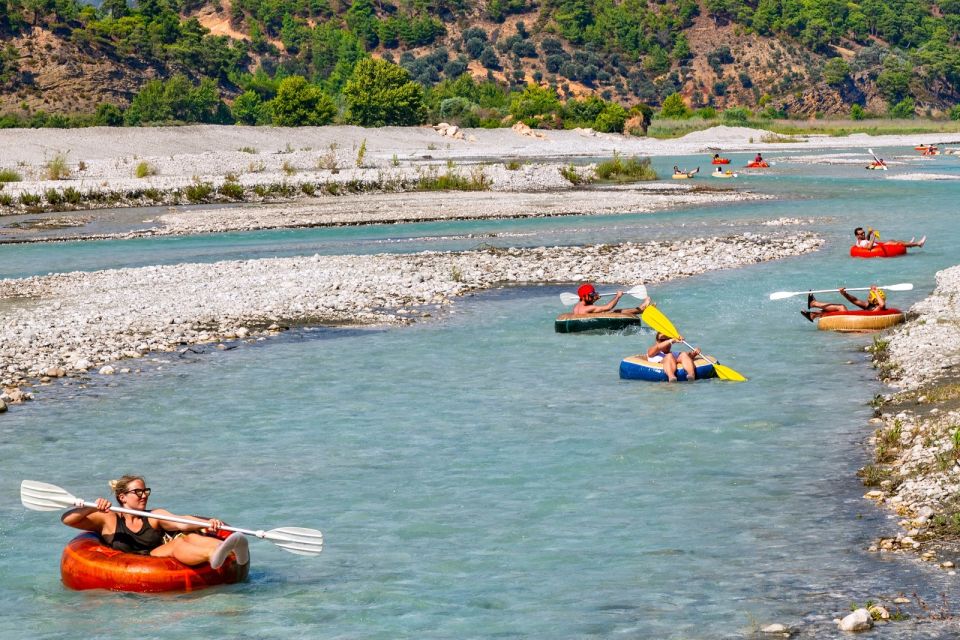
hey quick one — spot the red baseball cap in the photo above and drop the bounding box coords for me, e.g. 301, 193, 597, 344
577, 284, 597, 300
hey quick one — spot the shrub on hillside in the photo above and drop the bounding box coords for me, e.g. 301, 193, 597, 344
659, 92, 691, 119
888, 97, 915, 118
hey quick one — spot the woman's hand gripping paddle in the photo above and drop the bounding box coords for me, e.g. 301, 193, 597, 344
20, 480, 324, 557
640, 306, 747, 382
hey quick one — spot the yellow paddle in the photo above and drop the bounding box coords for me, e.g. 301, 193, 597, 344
640, 306, 747, 382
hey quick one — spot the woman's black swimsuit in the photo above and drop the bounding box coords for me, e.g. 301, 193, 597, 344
106, 513, 165, 555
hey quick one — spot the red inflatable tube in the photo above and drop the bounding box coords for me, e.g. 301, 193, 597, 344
711, 158, 731, 164
849, 242, 908, 258
61, 533, 249, 592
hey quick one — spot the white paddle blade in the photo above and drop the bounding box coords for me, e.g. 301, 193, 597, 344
559, 292, 579, 306
768, 291, 797, 300
265, 527, 324, 556
886, 283, 914, 291
625, 284, 648, 299
21, 480, 79, 511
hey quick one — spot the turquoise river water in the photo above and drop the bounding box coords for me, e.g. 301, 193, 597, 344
0, 149, 959, 638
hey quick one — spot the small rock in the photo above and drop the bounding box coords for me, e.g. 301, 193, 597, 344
761, 623, 789, 633
838, 608, 873, 632
868, 605, 890, 620
0, 399, 6, 413
893, 597, 910, 604
98, 365, 115, 375
941, 561, 955, 569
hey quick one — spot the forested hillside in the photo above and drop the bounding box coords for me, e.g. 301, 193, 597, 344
0, 0, 958, 127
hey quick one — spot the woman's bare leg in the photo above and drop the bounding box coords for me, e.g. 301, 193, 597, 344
662, 354, 679, 382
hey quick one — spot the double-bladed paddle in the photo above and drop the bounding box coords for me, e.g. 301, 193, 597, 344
640, 306, 747, 382
768, 283, 913, 301
867, 148, 888, 170
20, 480, 323, 557
559, 284, 648, 306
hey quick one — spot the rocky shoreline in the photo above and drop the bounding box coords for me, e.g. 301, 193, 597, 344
862, 264, 960, 568
0, 232, 820, 406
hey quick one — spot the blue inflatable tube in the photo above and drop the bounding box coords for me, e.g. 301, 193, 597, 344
619, 354, 718, 382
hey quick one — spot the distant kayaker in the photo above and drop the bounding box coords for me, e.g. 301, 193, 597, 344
801, 286, 886, 322
572, 283, 651, 316
854, 227, 925, 250
714, 166, 725, 175
647, 331, 700, 382
753, 152, 763, 164
61, 474, 249, 568
713, 154, 721, 161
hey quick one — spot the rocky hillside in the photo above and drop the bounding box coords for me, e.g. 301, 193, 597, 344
0, 0, 957, 119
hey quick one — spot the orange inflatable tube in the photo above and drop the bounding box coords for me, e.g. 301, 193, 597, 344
849, 242, 907, 258
745, 161, 769, 168
817, 308, 905, 332
61, 533, 249, 592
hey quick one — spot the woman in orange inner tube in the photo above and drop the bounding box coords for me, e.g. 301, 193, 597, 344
61, 474, 248, 569
801, 286, 886, 322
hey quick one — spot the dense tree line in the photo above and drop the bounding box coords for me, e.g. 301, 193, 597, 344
0, 0, 958, 126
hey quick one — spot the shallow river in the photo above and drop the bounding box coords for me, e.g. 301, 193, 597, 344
1, 149, 958, 638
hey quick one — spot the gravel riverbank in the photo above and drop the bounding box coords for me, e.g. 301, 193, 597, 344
863, 264, 960, 567
0, 232, 820, 398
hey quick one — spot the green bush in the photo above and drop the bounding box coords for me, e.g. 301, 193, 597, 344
271, 76, 336, 126
593, 103, 627, 133
45, 152, 70, 180
888, 97, 916, 118
135, 161, 156, 178
63, 186, 82, 204
595, 153, 656, 181
721, 107, 752, 124
218, 182, 245, 199
851, 104, 866, 120
19, 192, 41, 206
949, 104, 960, 121
344, 58, 426, 126
0, 168, 21, 182
44, 188, 64, 205
184, 182, 214, 202
659, 93, 691, 119
511, 84, 563, 122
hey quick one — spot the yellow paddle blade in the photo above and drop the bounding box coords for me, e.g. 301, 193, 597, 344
641, 305, 679, 339
713, 362, 747, 382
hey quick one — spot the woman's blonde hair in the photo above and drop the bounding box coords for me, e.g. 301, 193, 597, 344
109, 475, 145, 498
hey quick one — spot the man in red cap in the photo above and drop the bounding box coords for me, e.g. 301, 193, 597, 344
571, 283, 651, 316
